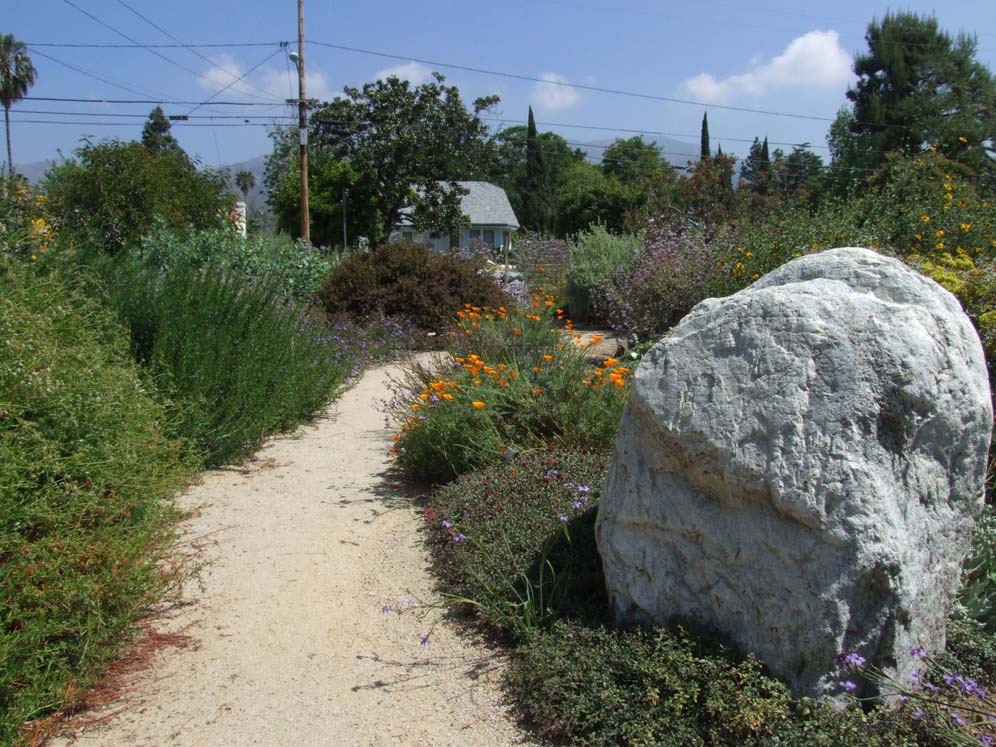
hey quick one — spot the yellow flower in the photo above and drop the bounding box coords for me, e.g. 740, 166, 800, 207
472, 401, 486, 410
961, 223, 973, 232
442, 393, 453, 401
745, 251, 753, 259
936, 229, 945, 238
959, 135, 968, 143
752, 273, 760, 280
543, 354, 554, 362
411, 403, 421, 411
921, 214, 931, 222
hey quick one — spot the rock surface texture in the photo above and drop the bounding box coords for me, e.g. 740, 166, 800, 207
596, 247, 993, 698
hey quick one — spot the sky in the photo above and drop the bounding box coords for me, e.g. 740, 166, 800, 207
6, 0, 996, 173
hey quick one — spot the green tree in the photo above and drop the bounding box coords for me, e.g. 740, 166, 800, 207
44, 138, 231, 254
141, 106, 182, 156
847, 12, 996, 174
700, 112, 710, 160
555, 160, 647, 236
492, 124, 582, 230
677, 153, 737, 233
311, 72, 499, 243
520, 106, 552, 232
0, 34, 37, 178
601, 136, 665, 185
826, 106, 879, 198
264, 125, 379, 248
776, 144, 826, 201
235, 170, 256, 202
740, 136, 773, 193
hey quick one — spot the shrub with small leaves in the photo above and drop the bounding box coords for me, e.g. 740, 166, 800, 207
315, 240, 512, 334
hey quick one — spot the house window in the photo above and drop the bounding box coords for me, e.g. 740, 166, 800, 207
450, 234, 460, 249
483, 229, 495, 246
470, 229, 481, 240
402, 231, 413, 242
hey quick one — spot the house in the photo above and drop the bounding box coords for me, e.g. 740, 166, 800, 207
392, 181, 520, 255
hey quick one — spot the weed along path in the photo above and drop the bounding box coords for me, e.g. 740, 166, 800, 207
53, 358, 530, 747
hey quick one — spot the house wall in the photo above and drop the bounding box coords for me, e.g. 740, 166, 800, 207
396, 226, 515, 257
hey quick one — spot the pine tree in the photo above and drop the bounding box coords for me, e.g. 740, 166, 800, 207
700, 112, 710, 160
716, 143, 723, 156
141, 106, 183, 155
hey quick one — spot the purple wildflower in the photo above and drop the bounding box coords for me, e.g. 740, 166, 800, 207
381, 604, 391, 614
420, 633, 430, 646
452, 534, 467, 543
979, 736, 995, 746
912, 710, 925, 719
441, 519, 453, 529
910, 646, 928, 659
558, 514, 569, 523
571, 500, 584, 510
951, 713, 968, 726
577, 485, 591, 494
838, 680, 858, 693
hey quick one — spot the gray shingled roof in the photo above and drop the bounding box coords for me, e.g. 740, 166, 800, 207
397, 181, 520, 229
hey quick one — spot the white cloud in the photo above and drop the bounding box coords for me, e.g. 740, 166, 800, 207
681, 30, 852, 104
531, 72, 581, 112
197, 53, 334, 103
373, 61, 434, 85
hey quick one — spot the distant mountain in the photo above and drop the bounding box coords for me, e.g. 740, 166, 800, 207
13, 159, 59, 185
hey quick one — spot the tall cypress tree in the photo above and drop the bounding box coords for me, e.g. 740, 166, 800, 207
523, 106, 549, 231
760, 136, 770, 172
700, 112, 710, 160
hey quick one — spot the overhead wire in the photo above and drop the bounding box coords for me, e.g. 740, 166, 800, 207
59, 0, 281, 103
184, 47, 285, 116
113, 0, 285, 103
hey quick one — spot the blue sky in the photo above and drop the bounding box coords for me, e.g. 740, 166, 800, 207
7, 0, 996, 171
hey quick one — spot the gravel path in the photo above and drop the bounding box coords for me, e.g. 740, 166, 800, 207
53, 359, 530, 747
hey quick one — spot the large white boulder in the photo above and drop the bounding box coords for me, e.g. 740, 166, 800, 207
596, 247, 992, 697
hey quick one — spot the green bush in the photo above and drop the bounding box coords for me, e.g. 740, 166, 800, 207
316, 240, 513, 333
43, 138, 231, 255
89, 255, 357, 466
135, 222, 340, 302
508, 621, 923, 747
426, 447, 611, 638
387, 307, 629, 483
0, 263, 196, 743
566, 224, 640, 323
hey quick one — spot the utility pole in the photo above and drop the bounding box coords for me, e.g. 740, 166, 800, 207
296, 0, 310, 243
341, 187, 348, 249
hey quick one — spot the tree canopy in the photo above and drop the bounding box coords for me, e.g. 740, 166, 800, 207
601, 137, 666, 185
847, 12, 996, 174
141, 106, 183, 156
44, 138, 231, 254
310, 72, 499, 243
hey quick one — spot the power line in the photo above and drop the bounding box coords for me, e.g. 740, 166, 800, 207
16, 109, 294, 120
487, 116, 830, 151
308, 39, 834, 123
27, 47, 167, 100
59, 0, 281, 103
10, 118, 272, 128
185, 47, 285, 116
23, 96, 288, 106
26, 41, 284, 49
113, 0, 284, 102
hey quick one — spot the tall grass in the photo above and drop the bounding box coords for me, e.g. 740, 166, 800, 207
90, 255, 357, 467
0, 263, 197, 744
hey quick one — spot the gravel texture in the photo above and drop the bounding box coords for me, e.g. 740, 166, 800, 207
52, 359, 530, 747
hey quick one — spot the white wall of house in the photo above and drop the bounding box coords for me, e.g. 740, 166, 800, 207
397, 226, 515, 256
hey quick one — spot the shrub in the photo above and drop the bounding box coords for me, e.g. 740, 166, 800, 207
565, 224, 640, 323
425, 447, 611, 639
508, 621, 923, 747
513, 232, 570, 299
135, 222, 340, 302
88, 255, 357, 466
43, 138, 231, 255
0, 263, 195, 743
386, 305, 629, 483
599, 223, 737, 339
0, 177, 57, 263
315, 240, 512, 333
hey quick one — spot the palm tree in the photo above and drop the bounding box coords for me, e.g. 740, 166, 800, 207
235, 170, 256, 202
0, 35, 37, 179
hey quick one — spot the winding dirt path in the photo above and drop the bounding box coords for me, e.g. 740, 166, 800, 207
54, 359, 530, 747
